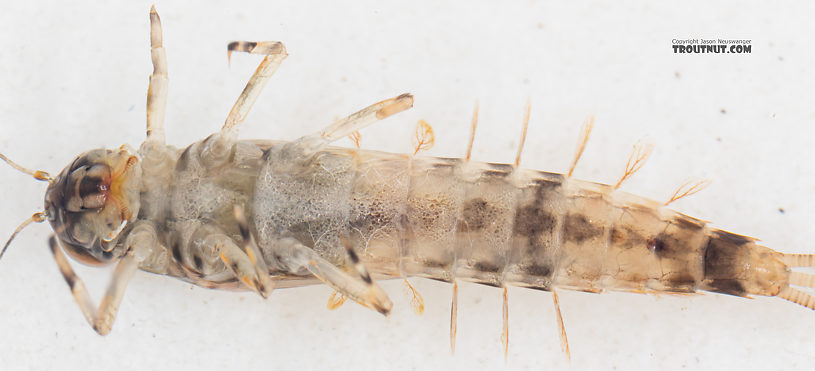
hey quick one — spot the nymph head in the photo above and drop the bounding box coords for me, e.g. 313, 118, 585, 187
41, 147, 142, 265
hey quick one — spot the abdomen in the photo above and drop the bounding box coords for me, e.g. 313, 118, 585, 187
251, 144, 789, 297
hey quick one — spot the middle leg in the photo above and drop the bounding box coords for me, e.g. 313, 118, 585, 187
223, 41, 288, 131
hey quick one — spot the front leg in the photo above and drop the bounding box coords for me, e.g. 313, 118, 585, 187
146, 5, 168, 145
49, 223, 159, 335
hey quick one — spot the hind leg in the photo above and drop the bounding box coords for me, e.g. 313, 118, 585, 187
278, 93, 414, 160
272, 237, 392, 315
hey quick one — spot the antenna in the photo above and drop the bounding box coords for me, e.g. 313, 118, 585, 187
0, 152, 52, 261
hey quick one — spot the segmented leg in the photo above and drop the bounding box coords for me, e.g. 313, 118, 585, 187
206, 233, 273, 298
223, 41, 288, 131
225, 206, 274, 297
465, 101, 479, 161
49, 223, 158, 335
552, 289, 571, 361
146, 5, 168, 144
613, 141, 653, 189
286, 94, 414, 158
514, 99, 531, 167
323, 93, 414, 140
274, 237, 392, 315
567, 116, 594, 177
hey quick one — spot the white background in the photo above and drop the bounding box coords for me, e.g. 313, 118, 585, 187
1, 1, 814, 370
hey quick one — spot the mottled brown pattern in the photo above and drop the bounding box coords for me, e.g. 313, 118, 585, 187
473, 261, 502, 273
562, 213, 604, 243
672, 212, 706, 229
480, 170, 509, 179
513, 204, 556, 237
459, 198, 492, 232
702, 230, 752, 296
419, 259, 452, 269
504, 175, 565, 288
611, 225, 648, 250
523, 263, 553, 277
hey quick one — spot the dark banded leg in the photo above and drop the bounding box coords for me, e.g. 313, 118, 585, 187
203, 228, 273, 298
48, 223, 158, 335
273, 237, 392, 315
194, 41, 288, 169
320, 93, 414, 142
274, 93, 413, 164
222, 41, 288, 131
234, 206, 272, 289
339, 236, 394, 314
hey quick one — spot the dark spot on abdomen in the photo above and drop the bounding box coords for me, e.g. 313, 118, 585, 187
474, 261, 502, 273
513, 205, 556, 237
460, 198, 492, 232
523, 263, 553, 277
701, 229, 752, 297
704, 279, 747, 297
563, 214, 603, 243
647, 236, 666, 254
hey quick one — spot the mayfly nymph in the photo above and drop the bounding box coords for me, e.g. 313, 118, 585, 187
1, 6, 813, 360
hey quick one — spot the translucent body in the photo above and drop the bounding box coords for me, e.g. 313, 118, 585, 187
131, 135, 790, 299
